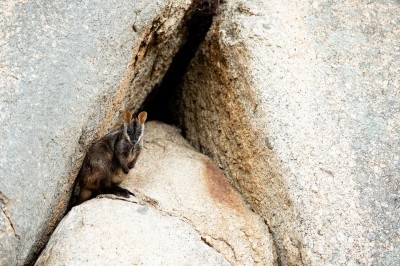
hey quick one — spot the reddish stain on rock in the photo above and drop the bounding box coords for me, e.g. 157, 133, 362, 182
203, 159, 241, 211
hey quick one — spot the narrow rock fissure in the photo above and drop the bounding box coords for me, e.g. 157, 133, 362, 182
140, 1, 217, 125
263, 217, 282, 266
201, 236, 214, 248
0, 192, 19, 240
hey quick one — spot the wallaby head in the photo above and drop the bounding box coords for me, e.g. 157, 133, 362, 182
122, 110, 147, 145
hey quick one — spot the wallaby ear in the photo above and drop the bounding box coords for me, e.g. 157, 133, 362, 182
137, 111, 147, 125
123, 110, 133, 124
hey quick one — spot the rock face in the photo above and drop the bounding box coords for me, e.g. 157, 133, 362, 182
0, 1, 194, 264
36, 122, 277, 265
35, 198, 230, 266
176, 0, 400, 265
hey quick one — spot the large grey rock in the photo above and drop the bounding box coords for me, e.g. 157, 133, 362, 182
36, 122, 276, 265
35, 198, 229, 266
176, 0, 400, 265
124, 122, 277, 265
0, 0, 193, 264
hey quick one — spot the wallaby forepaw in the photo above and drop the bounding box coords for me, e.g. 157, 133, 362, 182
115, 188, 134, 198
121, 191, 130, 198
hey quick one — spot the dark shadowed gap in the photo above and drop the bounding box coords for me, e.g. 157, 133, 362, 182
140, 1, 218, 124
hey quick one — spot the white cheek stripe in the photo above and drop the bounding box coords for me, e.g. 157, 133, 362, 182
137, 126, 144, 143
124, 125, 131, 142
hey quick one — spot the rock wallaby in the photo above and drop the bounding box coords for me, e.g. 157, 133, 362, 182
76, 111, 147, 204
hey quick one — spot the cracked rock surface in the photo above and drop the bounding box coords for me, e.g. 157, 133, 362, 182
0, 0, 193, 264
175, 0, 400, 265
36, 122, 277, 265
35, 198, 229, 266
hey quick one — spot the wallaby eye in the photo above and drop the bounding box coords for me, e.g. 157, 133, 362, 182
127, 128, 133, 136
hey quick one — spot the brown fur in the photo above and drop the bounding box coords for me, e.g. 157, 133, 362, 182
76, 111, 147, 204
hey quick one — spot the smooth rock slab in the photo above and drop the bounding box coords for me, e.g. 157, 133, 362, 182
35, 198, 229, 266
